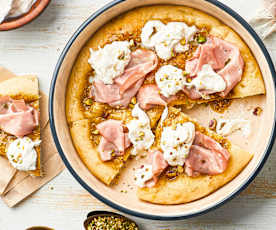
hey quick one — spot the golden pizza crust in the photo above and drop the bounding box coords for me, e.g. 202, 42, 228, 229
70, 119, 129, 185
70, 106, 163, 185
137, 144, 252, 204
137, 107, 253, 204
0, 75, 39, 101
0, 76, 42, 177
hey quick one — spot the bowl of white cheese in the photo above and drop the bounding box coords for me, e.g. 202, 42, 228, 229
0, 0, 51, 31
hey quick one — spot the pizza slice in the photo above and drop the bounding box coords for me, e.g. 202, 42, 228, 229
0, 75, 42, 177
136, 107, 252, 204
69, 106, 163, 185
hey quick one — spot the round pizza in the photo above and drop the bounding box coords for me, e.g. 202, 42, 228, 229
66, 5, 265, 204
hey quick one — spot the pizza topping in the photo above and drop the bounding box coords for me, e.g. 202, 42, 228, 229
155, 65, 186, 97
114, 49, 158, 94
0, 0, 13, 23
185, 145, 228, 176
137, 84, 176, 110
253, 106, 262, 116
185, 131, 230, 176
161, 122, 195, 166
134, 164, 154, 188
88, 41, 131, 85
127, 104, 155, 155
135, 150, 168, 188
185, 36, 244, 98
0, 96, 39, 137
141, 20, 197, 60
91, 49, 158, 108
183, 64, 226, 99
7, 137, 40, 171
216, 118, 251, 137
96, 119, 131, 161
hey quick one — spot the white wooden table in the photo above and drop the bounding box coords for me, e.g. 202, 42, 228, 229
0, 0, 276, 229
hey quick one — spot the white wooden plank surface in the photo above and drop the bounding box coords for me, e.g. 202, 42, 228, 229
0, 0, 276, 229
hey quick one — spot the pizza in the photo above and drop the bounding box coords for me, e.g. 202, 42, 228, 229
0, 75, 42, 176
66, 5, 265, 203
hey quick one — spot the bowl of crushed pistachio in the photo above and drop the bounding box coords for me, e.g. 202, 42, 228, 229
84, 211, 139, 230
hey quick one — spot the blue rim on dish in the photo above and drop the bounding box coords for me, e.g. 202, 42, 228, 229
49, 0, 276, 220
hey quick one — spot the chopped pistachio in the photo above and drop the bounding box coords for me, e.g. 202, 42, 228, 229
197, 35, 206, 44
131, 97, 137, 104
92, 129, 99, 135
209, 119, 217, 131
180, 38, 186, 46
86, 215, 138, 230
183, 71, 189, 77
84, 98, 93, 106
253, 107, 263, 116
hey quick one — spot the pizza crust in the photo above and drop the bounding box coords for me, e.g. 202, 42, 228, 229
137, 107, 253, 204
0, 75, 42, 177
70, 119, 129, 185
137, 144, 252, 204
0, 75, 39, 101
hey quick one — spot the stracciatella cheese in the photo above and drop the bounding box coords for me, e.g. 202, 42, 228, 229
134, 164, 153, 187
185, 64, 226, 95
0, 0, 13, 23
127, 104, 155, 155
216, 118, 251, 137
88, 41, 131, 85
0, 0, 36, 23
161, 122, 195, 166
141, 20, 197, 60
7, 137, 41, 171
155, 65, 186, 97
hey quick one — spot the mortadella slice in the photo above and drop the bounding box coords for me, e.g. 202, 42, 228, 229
0, 96, 39, 137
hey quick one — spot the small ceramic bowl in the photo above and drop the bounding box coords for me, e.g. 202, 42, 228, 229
49, 0, 276, 220
0, 0, 51, 31
83, 211, 139, 230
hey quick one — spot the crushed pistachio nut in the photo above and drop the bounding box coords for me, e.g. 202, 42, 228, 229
92, 129, 99, 135
180, 38, 186, 46
131, 97, 137, 104
253, 107, 263, 116
197, 35, 206, 44
209, 119, 217, 131
86, 215, 138, 230
84, 98, 93, 106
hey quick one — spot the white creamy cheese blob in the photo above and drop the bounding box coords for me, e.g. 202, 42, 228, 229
155, 65, 186, 97
0, 0, 36, 23
134, 164, 153, 188
141, 20, 198, 60
185, 64, 226, 95
160, 106, 168, 127
8, 0, 36, 18
216, 119, 251, 137
127, 104, 155, 155
88, 41, 131, 84
161, 122, 195, 166
0, 0, 13, 23
7, 137, 41, 171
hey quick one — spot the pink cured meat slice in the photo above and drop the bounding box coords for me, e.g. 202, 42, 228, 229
0, 96, 39, 137
96, 119, 131, 161
91, 49, 158, 108
184, 36, 244, 98
137, 84, 177, 110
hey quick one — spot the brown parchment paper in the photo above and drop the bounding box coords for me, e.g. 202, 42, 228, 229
0, 67, 65, 207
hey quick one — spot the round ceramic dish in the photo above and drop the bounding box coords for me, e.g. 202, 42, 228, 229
49, 0, 276, 220
0, 0, 51, 31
